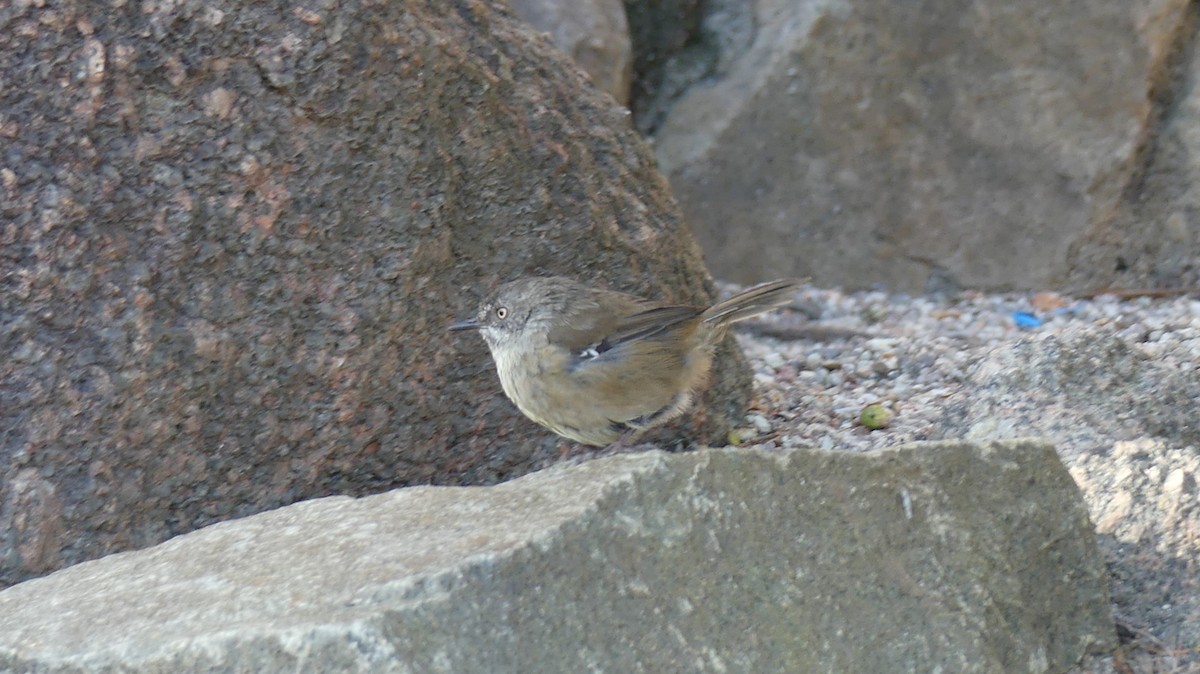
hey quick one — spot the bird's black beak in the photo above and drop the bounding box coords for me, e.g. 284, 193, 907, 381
448, 318, 481, 332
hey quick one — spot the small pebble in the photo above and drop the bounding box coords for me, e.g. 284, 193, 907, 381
762, 351, 785, 369
1163, 468, 1192, 494
746, 412, 772, 435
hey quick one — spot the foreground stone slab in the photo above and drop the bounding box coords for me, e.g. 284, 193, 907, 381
0, 441, 1113, 673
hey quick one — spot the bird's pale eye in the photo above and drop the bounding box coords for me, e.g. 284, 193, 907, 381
495, 307, 508, 320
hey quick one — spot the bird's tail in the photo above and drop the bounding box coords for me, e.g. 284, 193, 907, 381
701, 278, 803, 327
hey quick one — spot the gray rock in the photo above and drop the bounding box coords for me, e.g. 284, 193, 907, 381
0, 0, 741, 587
0, 440, 1114, 673
943, 330, 1200, 450
652, 0, 1182, 292
509, 0, 633, 104
1065, 1, 1200, 292
931, 329, 1200, 659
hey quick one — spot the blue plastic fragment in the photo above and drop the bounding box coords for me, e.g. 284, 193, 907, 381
1011, 311, 1042, 329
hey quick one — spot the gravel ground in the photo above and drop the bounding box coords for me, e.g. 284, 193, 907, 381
725, 283, 1200, 673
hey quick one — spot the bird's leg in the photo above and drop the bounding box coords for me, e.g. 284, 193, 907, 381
586, 426, 644, 457
616, 427, 640, 447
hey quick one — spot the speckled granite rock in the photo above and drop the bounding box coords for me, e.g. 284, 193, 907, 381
0, 0, 740, 587
0, 441, 1113, 673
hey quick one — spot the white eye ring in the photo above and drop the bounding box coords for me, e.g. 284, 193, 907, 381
495, 307, 508, 319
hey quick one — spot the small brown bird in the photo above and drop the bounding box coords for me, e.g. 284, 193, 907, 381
450, 276, 801, 446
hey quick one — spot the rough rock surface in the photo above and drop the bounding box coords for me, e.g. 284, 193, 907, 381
0, 441, 1112, 673
0, 0, 745, 588
1066, 2, 1200, 292
939, 331, 1200, 671
650, 0, 1186, 292
509, 0, 633, 104
949, 332, 1200, 450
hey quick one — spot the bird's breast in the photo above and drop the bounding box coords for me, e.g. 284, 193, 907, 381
492, 344, 567, 416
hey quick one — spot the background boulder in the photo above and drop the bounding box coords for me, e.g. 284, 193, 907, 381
642, 0, 1192, 292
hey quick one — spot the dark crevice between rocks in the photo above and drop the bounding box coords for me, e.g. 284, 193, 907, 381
624, 0, 756, 136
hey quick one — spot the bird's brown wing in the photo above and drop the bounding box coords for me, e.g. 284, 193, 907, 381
552, 304, 705, 430
546, 290, 702, 354
592, 305, 703, 355
543, 291, 635, 353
